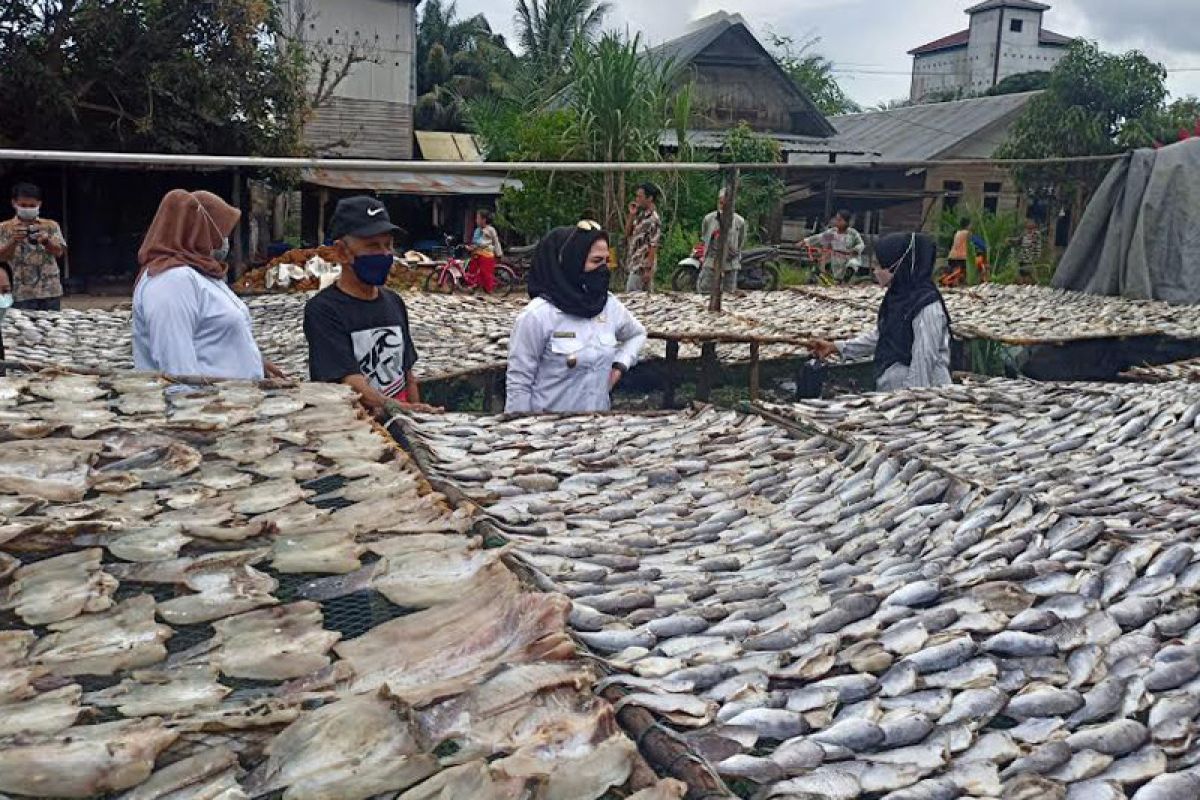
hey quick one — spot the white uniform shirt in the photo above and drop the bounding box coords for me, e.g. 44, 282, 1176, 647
133, 267, 264, 380
506, 296, 648, 414
837, 303, 952, 392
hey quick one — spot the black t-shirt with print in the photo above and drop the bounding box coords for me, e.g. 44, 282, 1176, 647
304, 286, 419, 398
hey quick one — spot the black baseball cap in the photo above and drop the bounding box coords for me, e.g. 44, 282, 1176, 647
330, 196, 403, 240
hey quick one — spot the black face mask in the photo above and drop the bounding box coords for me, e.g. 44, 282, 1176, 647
579, 267, 611, 305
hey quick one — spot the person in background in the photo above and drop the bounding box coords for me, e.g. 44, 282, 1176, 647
624, 183, 662, 293
305, 196, 437, 417
810, 232, 951, 392
1017, 219, 1043, 284
0, 265, 11, 375
697, 188, 747, 295
469, 208, 503, 294
0, 183, 67, 310
802, 209, 865, 282
946, 217, 971, 285
134, 189, 281, 381
507, 221, 648, 414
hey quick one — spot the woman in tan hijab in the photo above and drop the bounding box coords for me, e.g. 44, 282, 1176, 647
133, 189, 282, 380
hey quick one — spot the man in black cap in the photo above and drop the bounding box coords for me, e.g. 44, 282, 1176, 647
304, 196, 435, 416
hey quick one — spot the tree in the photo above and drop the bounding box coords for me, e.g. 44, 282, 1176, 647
986, 71, 1051, 96
768, 33, 858, 116
1119, 98, 1200, 149
415, 0, 519, 131
515, 0, 610, 90
998, 40, 1173, 224
0, 0, 308, 155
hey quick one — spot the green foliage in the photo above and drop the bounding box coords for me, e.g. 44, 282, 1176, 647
986, 71, 1051, 96
416, 0, 520, 132
936, 205, 1029, 285
999, 40, 1170, 194
768, 33, 859, 116
718, 124, 785, 243
0, 0, 308, 155
1119, 98, 1200, 149
516, 0, 611, 91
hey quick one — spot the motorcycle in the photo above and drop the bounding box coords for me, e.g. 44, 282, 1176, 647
671, 242, 782, 292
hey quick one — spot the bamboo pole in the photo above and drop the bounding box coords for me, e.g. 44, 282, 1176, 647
0, 148, 1130, 173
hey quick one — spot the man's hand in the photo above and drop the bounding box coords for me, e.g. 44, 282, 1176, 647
263, 361, 289, 380
383, 399, 442, 417
12, 228, 28, 244
609, 368, 624, 390
810, 340, 839, 360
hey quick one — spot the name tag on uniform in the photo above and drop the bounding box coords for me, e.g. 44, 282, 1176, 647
552, 331, 576, 339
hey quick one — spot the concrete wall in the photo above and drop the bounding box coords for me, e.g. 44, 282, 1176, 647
284, 0, 417, 158
911, 49, 971, 102
911, 7, 1068, 102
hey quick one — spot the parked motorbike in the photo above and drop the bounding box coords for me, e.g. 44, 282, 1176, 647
671, 242, 782, 292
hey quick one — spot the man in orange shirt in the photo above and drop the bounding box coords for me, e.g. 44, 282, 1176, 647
944, 218, 971, 287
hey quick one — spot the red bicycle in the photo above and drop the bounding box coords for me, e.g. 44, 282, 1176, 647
423, 239, 518, 297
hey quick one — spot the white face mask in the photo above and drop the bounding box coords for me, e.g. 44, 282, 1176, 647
212, 237, 230, 262
15, 206, 39, 222
0, 292, 12, 324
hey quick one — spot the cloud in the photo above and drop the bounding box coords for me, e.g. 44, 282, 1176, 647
452, 0, 1200, 104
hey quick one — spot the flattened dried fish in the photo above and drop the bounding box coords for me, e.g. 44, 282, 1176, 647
244, 693, 439, 800
31, 595, 173, 676
0, 718, 177, 798
85, 665, 230, 717
0, 439, 103, 501
0, 684, 82, 735
1, 548, 117, 625
206, 602, 341, 681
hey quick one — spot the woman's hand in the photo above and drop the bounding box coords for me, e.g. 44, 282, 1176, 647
263, 360, 289, 380
609, 368, 624, 390
810, 340, 839, 361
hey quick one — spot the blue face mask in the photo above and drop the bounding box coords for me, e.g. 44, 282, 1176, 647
351, 253, 394, 286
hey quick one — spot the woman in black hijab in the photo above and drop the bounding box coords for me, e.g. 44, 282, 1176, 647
811, 232, 952, 391
506, 222, 648, 413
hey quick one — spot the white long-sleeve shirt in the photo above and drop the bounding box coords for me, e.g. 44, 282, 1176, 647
133, 267, 264, 380
506, 296, 647, 414
837, 302, 951, 392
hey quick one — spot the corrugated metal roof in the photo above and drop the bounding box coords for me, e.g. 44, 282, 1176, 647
789, 92, 1040, 165
301, 169, 519, 196
415, 131, 483, 162
660, 130, 878, 158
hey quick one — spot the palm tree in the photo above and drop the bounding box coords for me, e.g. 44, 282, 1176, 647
416, 0, 519, 131
515, 0, 611, 88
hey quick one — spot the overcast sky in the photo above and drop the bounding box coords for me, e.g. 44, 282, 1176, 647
453, 0, 1200, 108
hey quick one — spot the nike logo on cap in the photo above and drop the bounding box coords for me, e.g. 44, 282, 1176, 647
367, 207, 385, 217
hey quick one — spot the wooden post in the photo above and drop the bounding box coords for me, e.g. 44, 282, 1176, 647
230, 168, 244, 277
59, 166, 70, 284
697, 342, 718, 402
823, 173, 837, 225
749, 341, 761, 401
709, 167, 740, 313
663, 339, 679, 410
480, 374, 494, 412
317, 188, 329, 245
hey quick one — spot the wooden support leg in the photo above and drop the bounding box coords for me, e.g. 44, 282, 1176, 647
663, 340, 679, 409
482, 374, 496, 413
749, 342, 761, 401
697, 342, 718, 403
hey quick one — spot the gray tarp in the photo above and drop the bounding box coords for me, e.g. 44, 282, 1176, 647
1053, 137, 1200, 303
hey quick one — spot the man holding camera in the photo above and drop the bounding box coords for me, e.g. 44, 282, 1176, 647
0, 183, 67, 311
